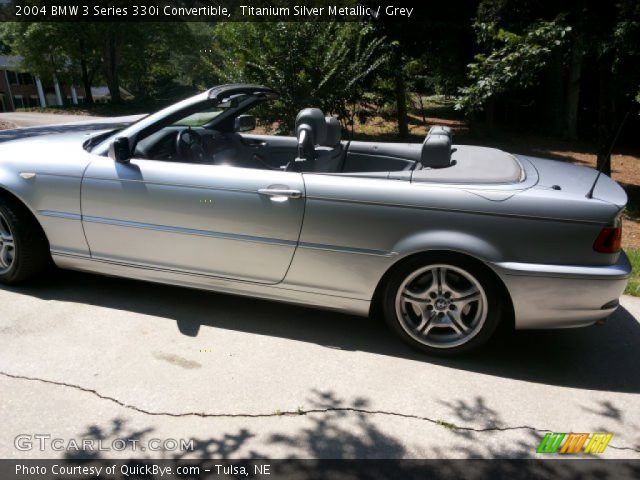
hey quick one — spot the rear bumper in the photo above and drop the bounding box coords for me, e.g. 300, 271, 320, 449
492, 251, 631, 329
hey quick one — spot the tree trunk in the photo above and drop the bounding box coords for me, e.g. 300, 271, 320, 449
80, 59, 94, 105
548, 50, 565, 136
394, 51, 409, 139
596, 56, 614, 176
417, 93, 426, 124
104, 30, 121, 104
395, 74, 409, 138
565, 33, 583, 140
485, 97, 495, 136
78, 38, 94, 105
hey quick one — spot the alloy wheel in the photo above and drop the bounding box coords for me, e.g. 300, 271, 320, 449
0, 212, 16, 274
394, 264, 488, 349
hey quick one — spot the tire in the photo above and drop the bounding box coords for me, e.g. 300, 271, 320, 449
0, 197, 50, 284
382, 254, 503, 356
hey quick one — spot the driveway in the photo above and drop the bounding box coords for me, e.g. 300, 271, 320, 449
0, 269, 638, 461
0, 111, 144, 128
0, 112, 145, 144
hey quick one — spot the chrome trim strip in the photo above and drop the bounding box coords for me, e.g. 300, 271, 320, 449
82, 215, 298, 247
298, 241, 396, 257
39, 210, 82, 221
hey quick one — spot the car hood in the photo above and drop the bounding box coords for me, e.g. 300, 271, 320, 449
0, 129, 108, 160
0, 127, 111, 182
0, 115, 142, 147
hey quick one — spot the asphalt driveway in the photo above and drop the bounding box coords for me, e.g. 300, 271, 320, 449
0, 114, 638, 463
0, 268, 638, 460
0, 111, 144, 129
0, 112, 145, 144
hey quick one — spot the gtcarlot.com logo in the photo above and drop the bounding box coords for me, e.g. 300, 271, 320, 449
15, 434, 195, 453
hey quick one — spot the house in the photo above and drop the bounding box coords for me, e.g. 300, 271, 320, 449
91, 86, 134, 103
0, 55, 87, 111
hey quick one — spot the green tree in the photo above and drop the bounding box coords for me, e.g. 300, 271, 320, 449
0, 23, 72, 93
207, 22, 389, 134
459, 0, 640, 174
1, 21, 202, 105
456, 19, 572, 130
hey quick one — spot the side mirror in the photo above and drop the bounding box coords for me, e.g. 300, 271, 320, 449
234, 114, 256, 133
108, 137, 131, 163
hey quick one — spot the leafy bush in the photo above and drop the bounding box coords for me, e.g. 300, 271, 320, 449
456, 19, 571, 113
207, 22, 389, 133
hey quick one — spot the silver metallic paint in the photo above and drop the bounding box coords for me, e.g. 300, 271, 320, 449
0, 91, 631, 329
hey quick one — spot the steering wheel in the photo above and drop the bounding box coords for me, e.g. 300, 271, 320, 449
176, 128, 206, 163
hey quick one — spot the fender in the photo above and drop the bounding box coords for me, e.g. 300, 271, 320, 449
391, 229, 503, 264
0, 164, 41, 218
0, 140, 92, 257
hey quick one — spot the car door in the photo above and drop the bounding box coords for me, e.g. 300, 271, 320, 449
80, 157, 305, 284
238, 134, 298, 169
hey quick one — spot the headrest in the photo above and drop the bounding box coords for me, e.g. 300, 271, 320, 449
295, 108, 326, 145
428, 125, 452, 138
421, 125, 453, 168
322, 117, 341, 146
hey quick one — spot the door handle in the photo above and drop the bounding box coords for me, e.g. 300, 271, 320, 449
258, 188, 303, 199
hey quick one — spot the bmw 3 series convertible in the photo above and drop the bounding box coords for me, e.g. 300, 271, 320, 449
0, 84, 631, 355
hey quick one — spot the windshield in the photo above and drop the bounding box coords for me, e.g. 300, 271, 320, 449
172, 107, 224, 127
171, 94, 251, 127
89, 91, 262, 155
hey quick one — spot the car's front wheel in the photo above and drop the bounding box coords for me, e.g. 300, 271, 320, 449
382, 255, 503, 355
0, 198, 50, 284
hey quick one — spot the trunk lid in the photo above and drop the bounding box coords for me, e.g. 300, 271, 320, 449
518, 155, 627, 209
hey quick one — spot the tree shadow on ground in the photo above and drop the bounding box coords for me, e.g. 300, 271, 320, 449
4, 268, 640, 394
435, 395, 638, 466
58, 392, 638, 478
62, 390, 405, 461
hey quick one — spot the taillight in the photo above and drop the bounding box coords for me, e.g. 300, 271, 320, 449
593, 226, 622, 253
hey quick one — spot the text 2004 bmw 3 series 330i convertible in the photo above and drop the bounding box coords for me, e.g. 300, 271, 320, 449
0, 85, 631, 355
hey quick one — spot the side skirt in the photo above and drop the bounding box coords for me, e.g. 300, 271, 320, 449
51, 252, 371, 317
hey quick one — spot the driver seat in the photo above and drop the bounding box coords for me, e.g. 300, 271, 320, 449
292, 108, 344, 172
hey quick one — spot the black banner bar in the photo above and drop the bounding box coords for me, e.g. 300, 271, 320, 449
1, 459, 639, 480
0, 1, 423, 22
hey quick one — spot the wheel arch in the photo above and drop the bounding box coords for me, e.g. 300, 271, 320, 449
0, 184, 50, 246
371, 248, 515, 329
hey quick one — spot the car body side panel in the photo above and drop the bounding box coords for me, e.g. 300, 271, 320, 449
0, 129, 631, 330
282, 171, 628, 319
81, 157, 306, 284
0, 135, 92, 256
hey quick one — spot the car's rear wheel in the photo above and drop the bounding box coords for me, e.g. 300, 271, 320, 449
0, 198, 50, 284
382, 255, 502, 355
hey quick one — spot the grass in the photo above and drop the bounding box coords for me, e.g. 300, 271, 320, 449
624, 248, 640, 296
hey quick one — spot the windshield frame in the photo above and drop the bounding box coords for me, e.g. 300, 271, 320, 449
90, 86, 277, 157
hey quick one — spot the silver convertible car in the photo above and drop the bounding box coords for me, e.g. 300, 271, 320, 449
0, 84, 631, 354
